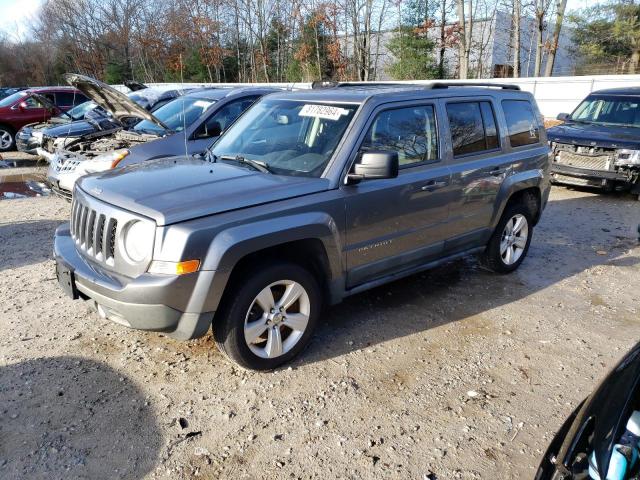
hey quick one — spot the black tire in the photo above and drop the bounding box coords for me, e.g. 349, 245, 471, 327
214, 261, 322, 370
481, 200, 534, 274
0, 125, 15, 152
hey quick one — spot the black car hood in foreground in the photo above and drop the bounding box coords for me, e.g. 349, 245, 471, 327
64, 73, 169, 131
536, 342, 640, 479
77, 158, 330, 226
547, 122, 640, 150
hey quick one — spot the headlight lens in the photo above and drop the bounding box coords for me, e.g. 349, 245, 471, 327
615, 149, 640, 166
122, 221, 154, 263
32, 131, 43, 141
85, 149, 129, 173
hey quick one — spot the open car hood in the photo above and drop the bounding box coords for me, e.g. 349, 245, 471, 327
63, 73, 169, 131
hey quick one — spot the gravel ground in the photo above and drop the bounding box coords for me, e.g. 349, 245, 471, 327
1, 152, 639, 480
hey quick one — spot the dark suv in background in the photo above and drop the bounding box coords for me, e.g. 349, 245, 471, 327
54, 83, 550, 370
0, 86, 88, 151
548, 87, 640, 199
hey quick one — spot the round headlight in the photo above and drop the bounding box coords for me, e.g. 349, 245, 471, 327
123, 221, 154, 263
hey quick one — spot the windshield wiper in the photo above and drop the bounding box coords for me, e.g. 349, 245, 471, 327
219, 154, 272, 174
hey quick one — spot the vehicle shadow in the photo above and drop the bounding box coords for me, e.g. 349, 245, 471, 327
0, 220, 62, 271
298, 191, 640, 366
0, 356, 162, 480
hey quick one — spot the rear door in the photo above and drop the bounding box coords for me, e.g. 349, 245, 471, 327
343, 101, 451, 287
443, 98, 512, 251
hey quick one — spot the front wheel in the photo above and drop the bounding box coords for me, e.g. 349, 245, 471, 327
0, 126, 15, 152
481, 203, 533, 273
214, 261, 322, 370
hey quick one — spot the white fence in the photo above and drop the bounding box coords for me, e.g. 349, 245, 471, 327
114, 74, 640, 119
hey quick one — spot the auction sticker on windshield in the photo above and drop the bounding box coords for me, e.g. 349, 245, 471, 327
299, 104, 349, 121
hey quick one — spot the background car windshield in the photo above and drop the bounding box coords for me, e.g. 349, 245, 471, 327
572, 95, 640, 127
67, 101, 96, 120
210, 99, 359, 177
133, 97, 214, 133
0, 91, 27, 108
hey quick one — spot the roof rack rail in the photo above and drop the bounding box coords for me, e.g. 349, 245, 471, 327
311, 81, 413, 89
428, 82, 521, 91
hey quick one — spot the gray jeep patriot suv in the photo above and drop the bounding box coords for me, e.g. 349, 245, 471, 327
54, 83, 551, 370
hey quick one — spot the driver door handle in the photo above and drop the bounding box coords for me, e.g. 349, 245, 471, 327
421, 180, 448, 191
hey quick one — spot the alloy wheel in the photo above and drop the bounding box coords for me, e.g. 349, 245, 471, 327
500, 213, 529, 265
243, 280, 310, 359
0, 129, 12, 150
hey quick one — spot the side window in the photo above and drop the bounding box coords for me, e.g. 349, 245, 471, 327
360, 105, 438, 166
56, 92, 85, 107
23, 95, 47, 109
202, 96, 260, 137
501, 100, 540, 147
446, 101, 499, 156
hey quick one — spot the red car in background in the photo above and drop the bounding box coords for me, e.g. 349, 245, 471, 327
0, 87, 88, 152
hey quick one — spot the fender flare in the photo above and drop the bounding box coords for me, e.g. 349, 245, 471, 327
490, 169, 546, 230
196, 212, 344, 313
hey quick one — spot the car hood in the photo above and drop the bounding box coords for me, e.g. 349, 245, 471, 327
547, 122, 640, 149
77, 158, 331, 226
43, 120, 100, 138
64, 73, 169, 131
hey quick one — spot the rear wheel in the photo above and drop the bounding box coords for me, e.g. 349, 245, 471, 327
481, 202, 533, 273
214, 261, 322, 370
0, 126, 15, 152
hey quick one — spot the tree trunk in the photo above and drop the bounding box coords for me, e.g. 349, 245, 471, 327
439, 0, 447, 78
456, 0, 468, 79
543, 0, 567, 77
630, 48, 640, 74
513, 0, 521, 77
534, 0, 545, 77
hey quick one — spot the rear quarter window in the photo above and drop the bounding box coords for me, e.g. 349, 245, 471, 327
501, 100, 540, 147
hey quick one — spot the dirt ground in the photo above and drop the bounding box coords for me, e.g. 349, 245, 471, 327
1, 152, 639, 480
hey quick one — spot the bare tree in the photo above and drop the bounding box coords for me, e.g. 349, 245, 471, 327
456, 0, 473, 79
543, 0, 567, 77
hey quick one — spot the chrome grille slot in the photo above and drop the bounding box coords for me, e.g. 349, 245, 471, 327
86, 210, 96, 253
107, 218, 118, 260
96, 214, 106, 258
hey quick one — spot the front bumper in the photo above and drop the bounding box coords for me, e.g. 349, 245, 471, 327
16, 134, 41, 154
550, 163, 630, 188
54, 223, 215, 340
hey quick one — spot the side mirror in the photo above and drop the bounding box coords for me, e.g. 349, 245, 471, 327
347, 151, 399, 184
18, 101, 27, 111
197, 121, 221, 139
557, 112, 570, 122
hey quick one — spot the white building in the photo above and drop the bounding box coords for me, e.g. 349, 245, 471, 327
344, 10, 577, 80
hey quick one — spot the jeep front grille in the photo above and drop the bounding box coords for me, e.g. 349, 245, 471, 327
71, 196, 118, 265
554, 144, 614, 171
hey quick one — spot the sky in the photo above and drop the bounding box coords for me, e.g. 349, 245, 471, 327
0, 0, 607, 41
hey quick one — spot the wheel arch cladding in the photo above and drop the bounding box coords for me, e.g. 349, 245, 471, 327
493, 170, 544, 228
198, 212, 344, 313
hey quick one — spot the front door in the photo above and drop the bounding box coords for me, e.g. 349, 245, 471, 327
344, 103, 452, 288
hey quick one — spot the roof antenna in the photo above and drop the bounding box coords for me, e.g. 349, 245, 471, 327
179, 53, 188, 159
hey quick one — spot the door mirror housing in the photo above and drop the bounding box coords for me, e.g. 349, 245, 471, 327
196, 121, 222, 139
18, 101, 27, 111
557, 112, 570, 122
347, 151, 399, 184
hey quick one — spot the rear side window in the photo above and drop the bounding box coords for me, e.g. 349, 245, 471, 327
361, 105, 438, 166
502, 100, 540, 147
447, 101, 499, 156
56, 92, 87, 106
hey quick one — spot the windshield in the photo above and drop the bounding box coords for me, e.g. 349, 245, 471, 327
133, 97, 214, 134
66, 101, 96, 120
0, 91, 27, 108
571, 95, 640, 128
209, 98, 359, 177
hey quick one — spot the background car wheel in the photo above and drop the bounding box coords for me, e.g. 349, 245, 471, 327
0, 127, 15, 152
214, 261, 322, 370
481, 202, 534, 274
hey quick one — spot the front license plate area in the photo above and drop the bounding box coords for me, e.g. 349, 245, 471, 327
56, 261, 78, 299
